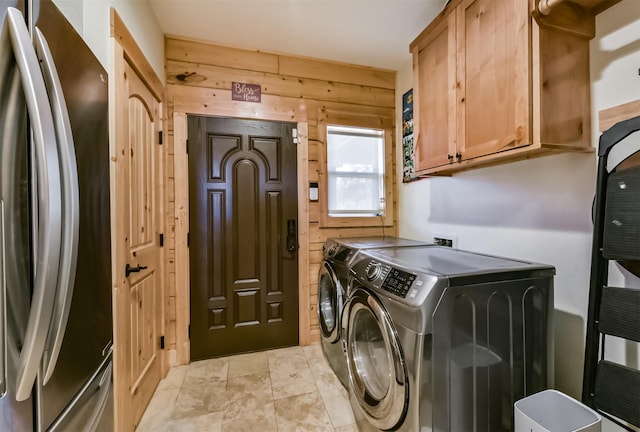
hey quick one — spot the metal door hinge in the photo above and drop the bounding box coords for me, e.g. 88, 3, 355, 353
160, 336, 165, 349
158, 131, 163, 145
186, 139, 189, 154
187, 232, 190, 247
159, 233, 164, 247
292, 128, 298, 144
188, 325, 191, 339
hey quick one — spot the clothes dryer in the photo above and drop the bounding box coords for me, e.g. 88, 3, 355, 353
344, 246, 555, 431
317, 237, 431, 388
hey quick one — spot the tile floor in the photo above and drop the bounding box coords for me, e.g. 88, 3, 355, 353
137, 344, 632, 432
136, 344, 358, 432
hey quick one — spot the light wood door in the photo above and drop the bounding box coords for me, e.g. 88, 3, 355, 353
456, 0, 530, 160
412, 12, 457, 172
188, 116, 299, 360
114, 59, 164, 431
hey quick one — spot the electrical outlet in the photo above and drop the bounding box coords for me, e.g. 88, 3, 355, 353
433, 234, 457, 248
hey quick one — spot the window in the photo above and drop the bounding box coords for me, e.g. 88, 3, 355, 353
326, 125, 385, 217
318, 109, 394, 228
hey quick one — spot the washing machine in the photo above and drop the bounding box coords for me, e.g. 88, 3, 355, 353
317, 237, 431, 389
343, 246, 555, 432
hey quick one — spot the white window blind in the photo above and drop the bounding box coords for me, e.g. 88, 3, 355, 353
326, 125, 385, 217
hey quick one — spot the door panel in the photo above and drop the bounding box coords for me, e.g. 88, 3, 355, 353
457, 0, 530, 159
129, 271, 157, 387
114, 59, 163, 430
413, 12, 456, 171
125, 61, 161, 425
188, 116, 298, 360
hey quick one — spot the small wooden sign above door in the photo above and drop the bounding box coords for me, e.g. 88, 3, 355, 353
232, 82, 261, 103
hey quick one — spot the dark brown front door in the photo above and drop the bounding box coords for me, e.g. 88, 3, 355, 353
188, 116, 299, 360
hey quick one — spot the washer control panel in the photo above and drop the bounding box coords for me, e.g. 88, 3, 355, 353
325, 244, 338, 257
334, 247, 354, 263
322, 241, 355, 263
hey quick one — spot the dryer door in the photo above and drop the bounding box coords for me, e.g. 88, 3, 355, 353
318, 262, 343, 343
345, 287, 408, 430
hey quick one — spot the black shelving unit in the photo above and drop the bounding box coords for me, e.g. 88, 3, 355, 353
582, 116, 640, 431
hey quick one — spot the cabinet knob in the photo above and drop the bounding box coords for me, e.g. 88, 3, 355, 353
447, 154, 454, 162
456, 152, 462, 160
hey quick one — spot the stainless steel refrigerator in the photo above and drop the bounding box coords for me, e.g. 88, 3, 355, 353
0, 0, 113, 430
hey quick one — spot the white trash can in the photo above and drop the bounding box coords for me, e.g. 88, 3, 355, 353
514, 389, 602, 432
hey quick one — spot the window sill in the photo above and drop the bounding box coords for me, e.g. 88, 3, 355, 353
319, 214, 393, 229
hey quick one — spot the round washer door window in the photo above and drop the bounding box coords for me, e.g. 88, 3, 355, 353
318, 263, 342, 342
346, 288, 408, 430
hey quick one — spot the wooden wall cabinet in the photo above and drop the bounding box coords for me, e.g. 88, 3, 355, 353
410, 0, 593, 176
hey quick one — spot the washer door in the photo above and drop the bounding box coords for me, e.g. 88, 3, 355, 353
318, 262, 343, 343
345, 287, 408, 430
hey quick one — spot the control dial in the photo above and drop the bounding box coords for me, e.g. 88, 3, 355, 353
366, 262, 383, 281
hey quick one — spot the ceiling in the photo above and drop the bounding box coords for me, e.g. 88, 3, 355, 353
148, 0, 449, 71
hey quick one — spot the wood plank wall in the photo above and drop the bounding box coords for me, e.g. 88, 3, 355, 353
163, 37, 398, 355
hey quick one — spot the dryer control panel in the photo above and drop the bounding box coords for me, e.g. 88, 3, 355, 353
353, 256, 439, 305
382, 268, 417, 298
361, 260, 417, 298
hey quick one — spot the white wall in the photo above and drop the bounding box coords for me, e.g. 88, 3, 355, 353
396, 1, 640, 400
53, 0, 164, 82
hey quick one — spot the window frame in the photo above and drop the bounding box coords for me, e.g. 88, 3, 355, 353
318, 109, 394, 228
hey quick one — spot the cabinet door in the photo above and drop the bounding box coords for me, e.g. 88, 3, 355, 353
412, 12, 457, 172
456, 0, 530, 160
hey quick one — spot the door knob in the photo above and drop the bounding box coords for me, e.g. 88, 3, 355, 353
125, 263, 148, 277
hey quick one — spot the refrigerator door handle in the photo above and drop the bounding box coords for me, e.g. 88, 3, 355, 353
33, 27, 80, 386
2, 8, 63, 402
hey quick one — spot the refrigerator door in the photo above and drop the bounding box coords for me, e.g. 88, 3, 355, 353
1, 5, 63, 404
32, 0, 113, 430
1, 1, 65, 429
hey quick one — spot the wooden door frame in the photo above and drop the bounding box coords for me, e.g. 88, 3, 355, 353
110, 9, 165, 432
172, 107, 310, 365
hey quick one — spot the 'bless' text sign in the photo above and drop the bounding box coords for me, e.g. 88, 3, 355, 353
232, 82, 261, 103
